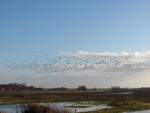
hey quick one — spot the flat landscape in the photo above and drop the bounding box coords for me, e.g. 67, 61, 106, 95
1, 0, 150, 113
1, 85, 150, 113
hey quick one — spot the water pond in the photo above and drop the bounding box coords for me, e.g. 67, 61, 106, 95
0, 101, 110, 113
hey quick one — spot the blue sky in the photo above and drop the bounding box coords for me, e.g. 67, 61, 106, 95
1, 0, 150, 87
0, 0, 150, 63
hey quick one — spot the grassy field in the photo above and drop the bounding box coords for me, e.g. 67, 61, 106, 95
0, 90, 113, 104
84, 100, 150, 113
1, 87, 150, 104
1, 90, 150, 113
0, 90, 134, 104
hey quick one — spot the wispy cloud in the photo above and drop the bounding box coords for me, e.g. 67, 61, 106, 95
7, 51, 150, 73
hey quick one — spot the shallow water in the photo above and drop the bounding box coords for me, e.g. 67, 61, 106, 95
0, 104, 22, 113
49, 102, 110, 113
0, 102, 110, 113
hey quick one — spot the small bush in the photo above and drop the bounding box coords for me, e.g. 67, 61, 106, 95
78, 85, 87, 90
21, 104, 70, 113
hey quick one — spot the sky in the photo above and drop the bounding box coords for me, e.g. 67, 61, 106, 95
1, 0, 150, 88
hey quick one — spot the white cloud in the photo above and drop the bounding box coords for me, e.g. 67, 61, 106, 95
7, 51, 150, 73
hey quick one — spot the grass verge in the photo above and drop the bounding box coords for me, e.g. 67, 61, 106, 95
84, 100, 150, 113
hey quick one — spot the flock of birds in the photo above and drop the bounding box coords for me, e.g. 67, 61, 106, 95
7, 51, 150, 73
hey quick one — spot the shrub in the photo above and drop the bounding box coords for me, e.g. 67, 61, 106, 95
78, 85, 87, 90
21, 104, 70, 113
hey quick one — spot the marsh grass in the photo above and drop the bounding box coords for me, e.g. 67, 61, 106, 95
84, 100, 150, 113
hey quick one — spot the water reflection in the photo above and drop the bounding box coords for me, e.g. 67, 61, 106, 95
0, 102, 110, 113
